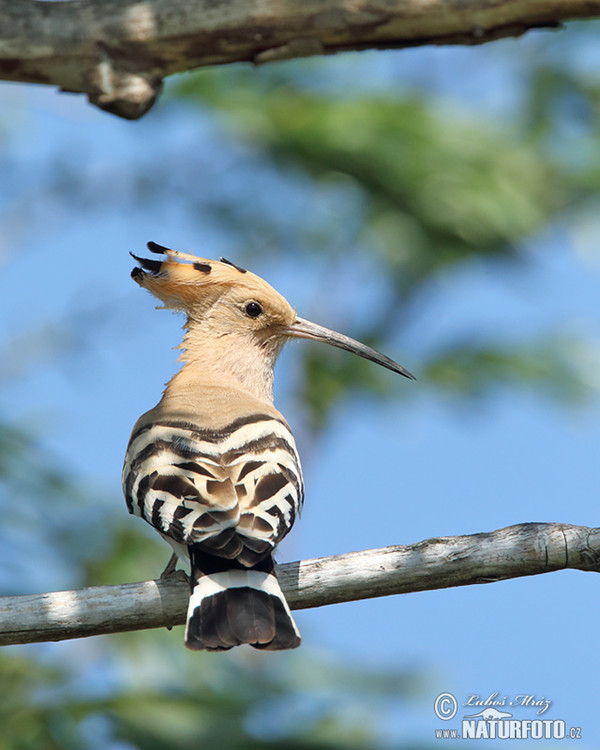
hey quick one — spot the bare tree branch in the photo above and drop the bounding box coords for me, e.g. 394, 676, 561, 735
1, 0, 598, 119
1, 522, 599, 646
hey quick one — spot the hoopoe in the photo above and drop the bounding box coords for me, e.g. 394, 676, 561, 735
123, 242, 415, 651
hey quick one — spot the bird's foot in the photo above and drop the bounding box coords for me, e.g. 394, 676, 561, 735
159, 553, 189, 631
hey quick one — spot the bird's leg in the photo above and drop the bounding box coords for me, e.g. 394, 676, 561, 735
159, 552, 179, 579
159, 552, 189, 632
159, 552, 189, 584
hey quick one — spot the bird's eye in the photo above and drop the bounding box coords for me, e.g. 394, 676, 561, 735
245, 301, 263, 318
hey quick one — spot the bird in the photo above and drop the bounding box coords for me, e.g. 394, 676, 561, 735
123, 241, 415, 651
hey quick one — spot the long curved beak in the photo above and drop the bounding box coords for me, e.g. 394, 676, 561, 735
287, 317, 416, 380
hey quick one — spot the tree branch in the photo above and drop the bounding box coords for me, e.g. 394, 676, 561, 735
1, 0, 598, 119
1, 522, 599, 646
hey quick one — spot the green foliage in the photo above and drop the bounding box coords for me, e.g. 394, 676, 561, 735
424, 335, 595, 403
0, 613, 423, 750
89, 643, 419, 750
177, 67, 559, 273
0, 651, 84, 750
0, 421, 108, 593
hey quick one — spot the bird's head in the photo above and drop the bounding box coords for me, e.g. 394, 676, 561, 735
131, 242, 415, 381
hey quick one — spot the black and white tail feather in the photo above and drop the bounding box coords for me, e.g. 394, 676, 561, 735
185, 548, 300, 651
123, 413, 303, 651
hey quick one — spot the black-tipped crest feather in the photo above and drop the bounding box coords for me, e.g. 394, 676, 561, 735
130, 252, 163, 274
220, 257, 247, 273
193, 262, 212, 273
147, 240, 173, 255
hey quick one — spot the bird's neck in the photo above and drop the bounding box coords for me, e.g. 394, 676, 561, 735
163, 330, 280, 405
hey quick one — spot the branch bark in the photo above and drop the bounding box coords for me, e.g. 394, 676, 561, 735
1, 0, 599, 119
1, 522, 599, 646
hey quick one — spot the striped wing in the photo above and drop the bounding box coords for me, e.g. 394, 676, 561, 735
227, 419, 304, 564
122, 414, 304, 564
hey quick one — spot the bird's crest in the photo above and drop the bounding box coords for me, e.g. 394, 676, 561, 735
130, 241, 286, 316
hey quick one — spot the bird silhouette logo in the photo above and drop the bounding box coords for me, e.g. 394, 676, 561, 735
465, 708, 513, 720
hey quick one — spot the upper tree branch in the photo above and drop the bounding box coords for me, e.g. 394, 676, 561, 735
1, 0, 599, 119
1, 522, 600, 646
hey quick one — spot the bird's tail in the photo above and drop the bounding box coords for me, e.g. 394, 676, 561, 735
185, 546, 301, 651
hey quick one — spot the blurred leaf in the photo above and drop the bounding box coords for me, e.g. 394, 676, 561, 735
177, 67, 561, 286
83, 522, 169, 587
0, 637, 427, 750
0, 651, 84, 750
91, 645, 423, 750
425, 335, 598, 403
0, 419, 110, 593
301, 347, 396, 429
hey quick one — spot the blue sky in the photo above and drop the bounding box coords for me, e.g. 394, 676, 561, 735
1, 28, 600, 747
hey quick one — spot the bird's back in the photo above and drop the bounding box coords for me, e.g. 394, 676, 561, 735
122, 383, 304, 650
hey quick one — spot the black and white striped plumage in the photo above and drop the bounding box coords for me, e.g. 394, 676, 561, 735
124, 243, 413, 652
123, 408, 304, 650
